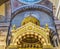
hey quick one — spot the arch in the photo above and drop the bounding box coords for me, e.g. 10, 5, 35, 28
14, 32, 47, 48
11, 4, 53, 21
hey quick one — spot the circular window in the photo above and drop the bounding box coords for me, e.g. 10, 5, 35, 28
18, 0, 42, 4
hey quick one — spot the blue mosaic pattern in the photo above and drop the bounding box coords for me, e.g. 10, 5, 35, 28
18, 0, 42, 4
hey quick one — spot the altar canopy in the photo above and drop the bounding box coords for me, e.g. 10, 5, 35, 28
7, 0, 59, 49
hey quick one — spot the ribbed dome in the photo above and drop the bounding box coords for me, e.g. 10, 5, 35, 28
21, 15, 40, 26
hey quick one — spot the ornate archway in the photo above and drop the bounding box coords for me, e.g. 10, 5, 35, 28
15, 32, 46, 48
11, 4, 53, 21
7, 22, 53, 49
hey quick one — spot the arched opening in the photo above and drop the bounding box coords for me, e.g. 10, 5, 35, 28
15, 34, 46, 48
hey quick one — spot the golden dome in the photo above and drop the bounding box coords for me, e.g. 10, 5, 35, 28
21, 15, 40, 26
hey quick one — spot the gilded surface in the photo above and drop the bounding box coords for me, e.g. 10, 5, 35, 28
7, 22, 53, 49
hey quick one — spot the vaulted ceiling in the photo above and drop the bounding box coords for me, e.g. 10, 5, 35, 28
0, 0, 59, 6
0, 0, 9, 5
